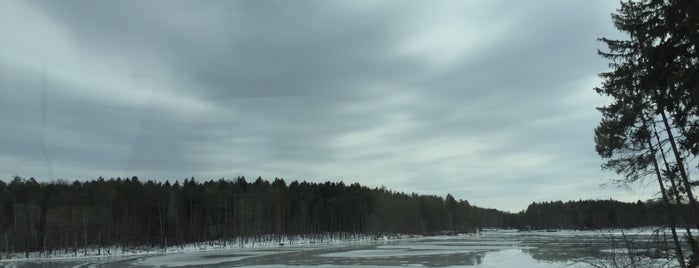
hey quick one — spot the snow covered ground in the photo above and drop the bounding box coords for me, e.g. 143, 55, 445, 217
0, 233, 383, 262
0, 229, 681, 267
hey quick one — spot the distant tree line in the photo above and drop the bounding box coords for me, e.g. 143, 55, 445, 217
503, 199, 697, 230
0, 175, 506, 258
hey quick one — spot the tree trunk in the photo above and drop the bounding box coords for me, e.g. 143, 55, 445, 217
83, 209, 87, 256
72, 208, 77, 257
646, 131, 686, 268
158, 205, 164, 249
660, 110, 699, 229
655, 125, 695, 237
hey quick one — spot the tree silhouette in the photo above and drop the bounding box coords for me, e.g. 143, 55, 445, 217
595, 1, 699, 266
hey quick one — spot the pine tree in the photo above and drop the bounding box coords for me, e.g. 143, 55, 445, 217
595, 1, 699, 266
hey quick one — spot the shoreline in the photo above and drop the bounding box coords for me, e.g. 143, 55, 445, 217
0, 232, 436, 263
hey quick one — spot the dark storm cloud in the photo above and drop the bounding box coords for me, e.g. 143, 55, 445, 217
34, 0, 428, 99
0, 0, 649, 211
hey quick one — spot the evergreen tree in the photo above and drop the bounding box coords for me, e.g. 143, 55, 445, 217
595, 1, 699, 266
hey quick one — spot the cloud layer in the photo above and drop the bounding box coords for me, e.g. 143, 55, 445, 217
0, 0, 653, 211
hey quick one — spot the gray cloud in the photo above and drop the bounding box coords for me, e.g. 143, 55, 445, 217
0, 0, 655, 211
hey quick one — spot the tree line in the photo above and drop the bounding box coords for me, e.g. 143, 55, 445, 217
504, 199, 697, 230
0, 175, 506, 258
594, 0, 698, 267
1, 175, 691, 259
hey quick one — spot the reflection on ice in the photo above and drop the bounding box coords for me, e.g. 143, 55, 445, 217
479, 249, 549, 268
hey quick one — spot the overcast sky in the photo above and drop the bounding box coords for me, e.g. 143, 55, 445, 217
0, 0, 658, 211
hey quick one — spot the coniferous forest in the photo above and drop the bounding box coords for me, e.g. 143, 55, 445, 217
0, 175, 692, 258
0, 176, 504, 257
506, 200, 696, 230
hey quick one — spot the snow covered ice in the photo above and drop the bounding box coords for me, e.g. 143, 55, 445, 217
0, 229, 680, 267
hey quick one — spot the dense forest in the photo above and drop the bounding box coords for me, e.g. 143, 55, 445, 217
1, 175, 692, 259
505, 199, 696, 230
0, 175, 506, 257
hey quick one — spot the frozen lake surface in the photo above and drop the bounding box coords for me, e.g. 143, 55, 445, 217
2, 229, 678, 267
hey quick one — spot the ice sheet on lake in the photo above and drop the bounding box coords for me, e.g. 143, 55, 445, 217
240, 250, 578, 268
3, 229, 681, 268
241, 265, 426, 268
321, 242, 528, 258
322, 248, 457, 258
133, 248, 287, 267
477, 249, 581, 268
